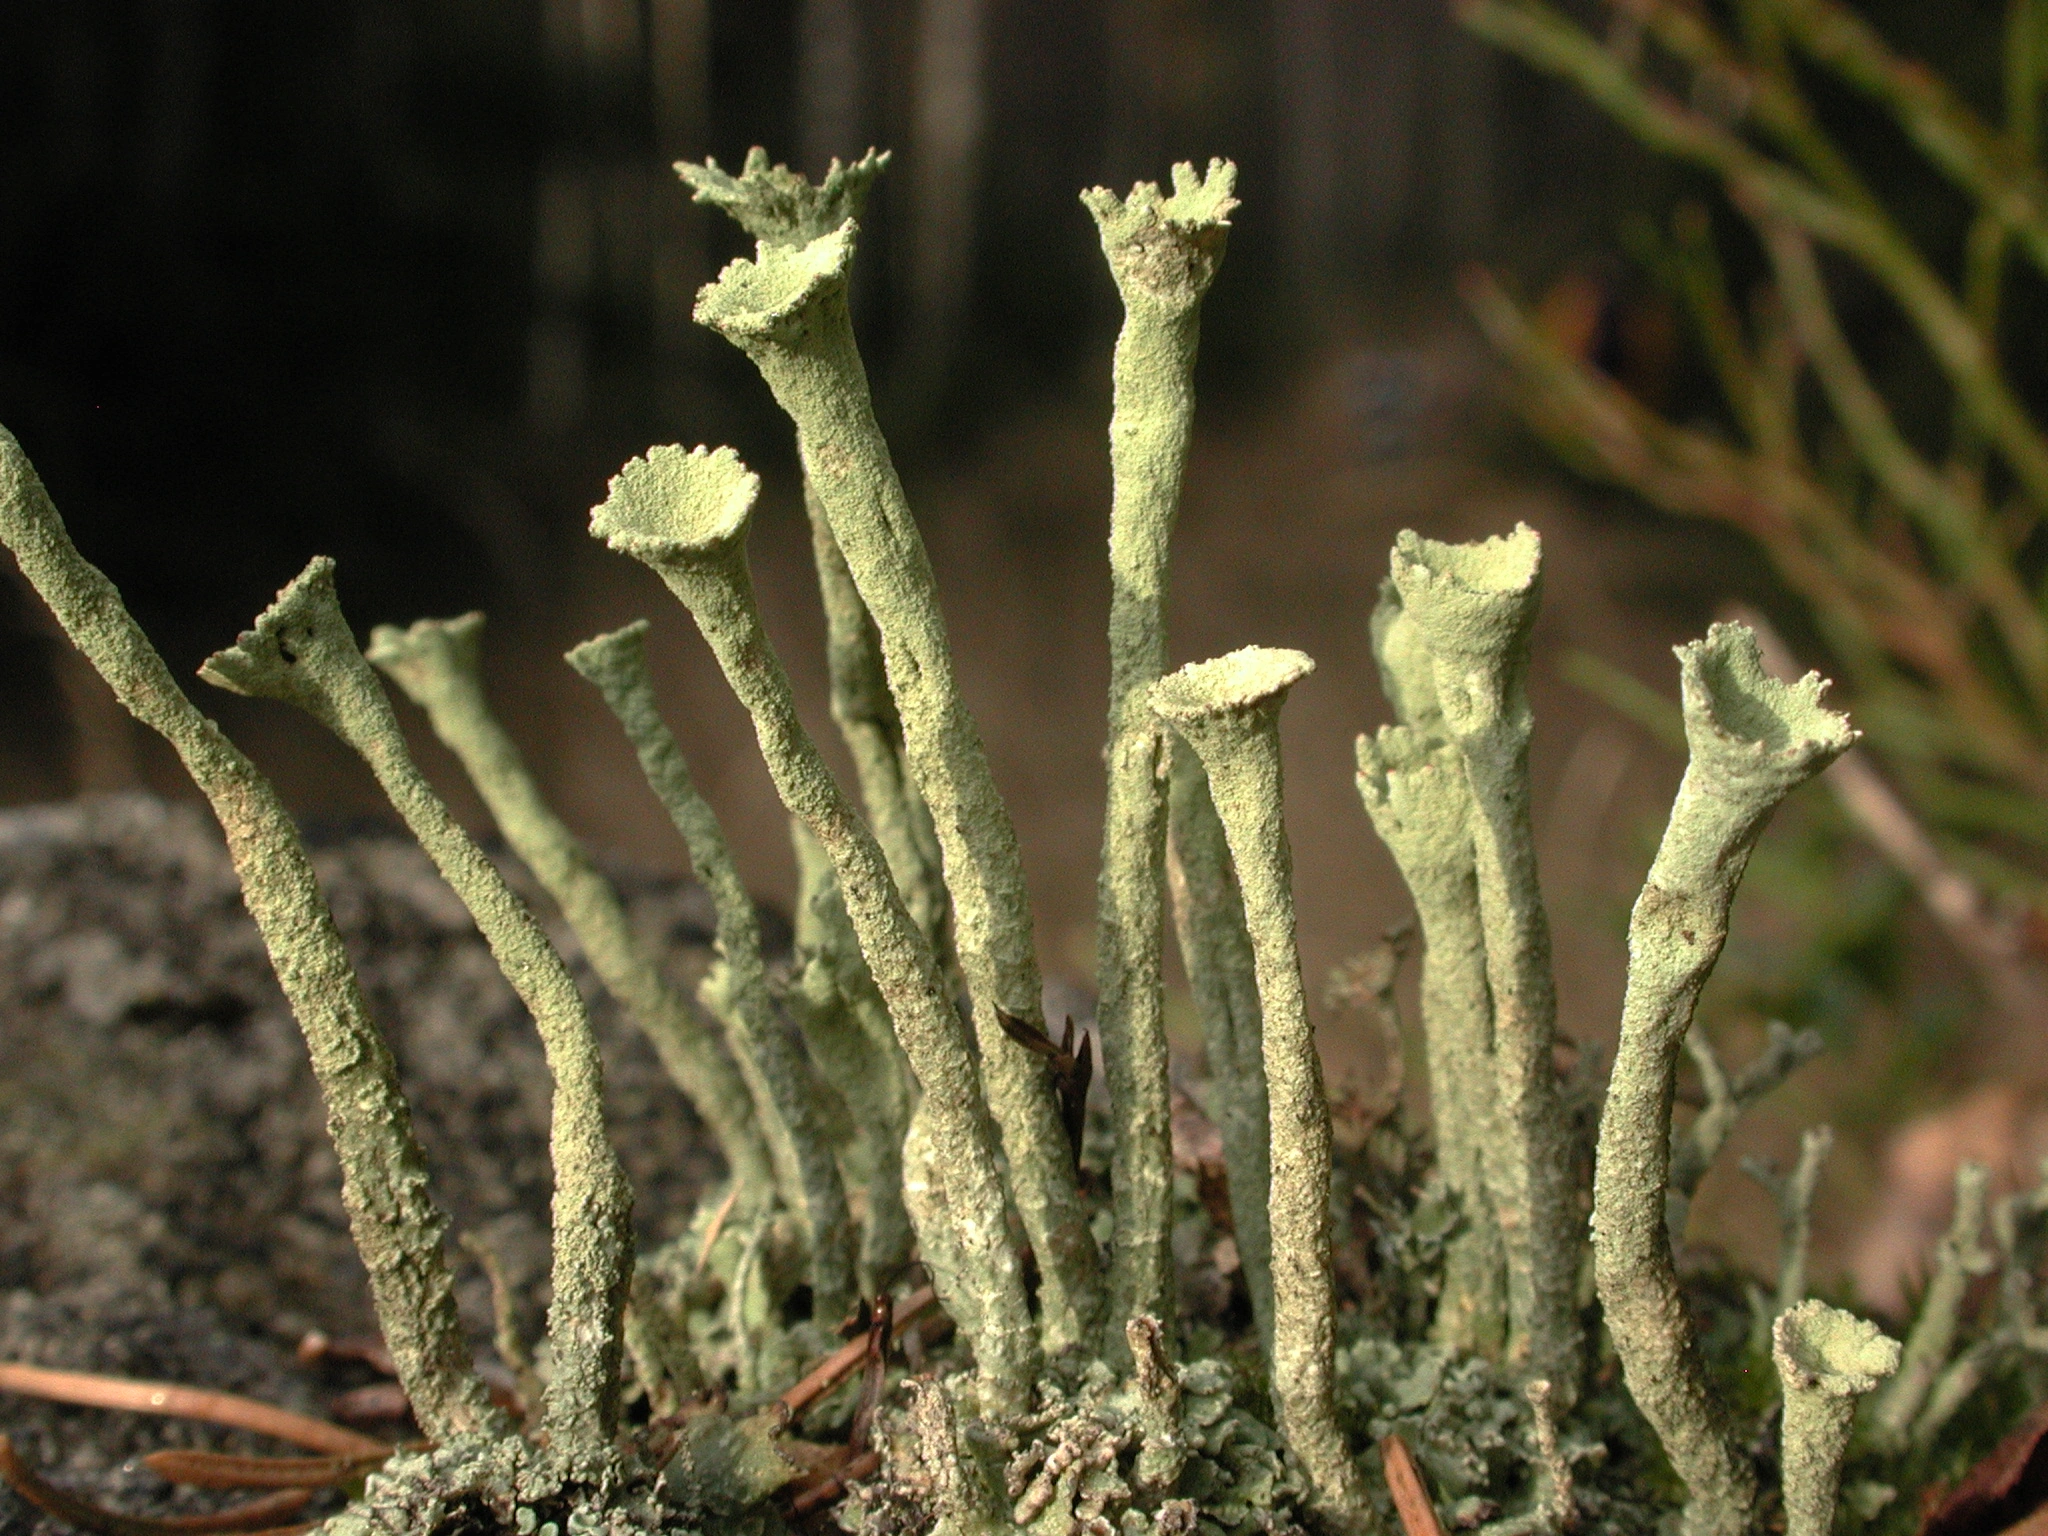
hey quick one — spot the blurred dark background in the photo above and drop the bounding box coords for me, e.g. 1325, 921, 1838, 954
2, 0, 2030, 1291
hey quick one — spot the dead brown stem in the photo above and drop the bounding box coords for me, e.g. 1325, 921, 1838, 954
0, 1437, 316, 1536
0, 1365, 387, 1458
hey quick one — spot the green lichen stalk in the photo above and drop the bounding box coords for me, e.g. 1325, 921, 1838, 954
587, 443, 1038, 1408
1355, 579, 1508, 1357
1593, 621, 1854, 1536
785, 817, 919, 1285
0, 428, 500, 1446
677, 148, 951, 953
560, 617, 861, 1320
695, 223, 1102, 1352
1085, 159, 1238, 1351
364, 612, 781, 1218
1165, 739, 1275, 1363
1152, 647, 1376, 1536
1389, 525, 1580, 1393
1772, 1302, 1900, 1536
198, 560, 634, 1470
1864, 1158, 1993, 1452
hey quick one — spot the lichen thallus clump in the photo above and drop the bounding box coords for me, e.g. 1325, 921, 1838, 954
0, 146, 2015, 1536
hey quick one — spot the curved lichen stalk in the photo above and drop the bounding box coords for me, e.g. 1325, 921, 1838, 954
363, 611, 782, 1221
1152, 647, 1377, 1536
1594, 621, 1854, 1536
0, 427, 501, 1447
1085, 158, 1237, 1351
556, 617, 860, 1321
588, 443, 1038, 1409
198, 560, 635, 1472
694, 223, 1102, 1352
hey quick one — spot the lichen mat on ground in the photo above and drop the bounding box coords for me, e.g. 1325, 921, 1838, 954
0, 149, 2031, 1536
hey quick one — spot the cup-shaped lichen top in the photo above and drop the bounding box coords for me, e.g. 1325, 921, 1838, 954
198, 556, 362, 727
1387, 523, 1542, 678
364, 612, 485, 711
694, 225, 857, 353
1152, 645, 1316, 739
1774, 1300, 1901, 1398
1081, 159, 1238, 312
677, 146, 889, 247
1676, 622, 1859, 809
590, 444, 761, 569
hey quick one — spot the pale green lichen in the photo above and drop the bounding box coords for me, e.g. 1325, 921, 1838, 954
547, 615, 858, 1324
678, 146, 890, 248
1388, 526, 1580, 1396
1592, 620, 1853, 1536
1667, 1020, 1823, 1244
1356, 579, 1508, 1359
587, 441, 1038, 1409
1741, 1124, 1833, 1324
696, 221, 1102, 1355
1085, 157, 1238, 1357
197, 557, 634, 1471
1165, 738, 1275, 1364
0, 426, 500, 1446
783, 816, 919, 1285
1864, 1158, 1994, 1452
1772, 1302, 1900, 1536
1151, 646, 1376, 1536
677, 147, 950, 958
364, 611, 782, 1221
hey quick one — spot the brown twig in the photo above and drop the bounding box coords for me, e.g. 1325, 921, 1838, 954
0, 1364, 387, 1458
780, 1288, 934, 1421
1380, 1435, 1447, 1536
0, 1437, 316, 1536
788, 1450, 880, 1517
141, 1452, 389, 1492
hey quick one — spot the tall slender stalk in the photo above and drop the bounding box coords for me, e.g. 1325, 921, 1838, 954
1165, 740, 1274, 1363
1390, 526, 1580, 1394
695, 224, 1100, 1352
1594, 622, 1852, 1536
1153, 646, 1376, 1536
588, 443, 1038, 1409
198, 559, 634, 1471
678, 149, 951, 952
1356, 579, 1509, 1357
1085, 159, 1237, 1351
561, 619, 863, 1319
0, 428, 499, 1446
365, 612, 780, 1215
369, 614, 849, 1317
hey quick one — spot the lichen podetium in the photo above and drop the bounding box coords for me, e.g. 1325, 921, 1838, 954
198, 559, 634, 1473
588, 443, 1039, 1411
0, 428, 503, 1449
694, 220, 1103, 1355
1593, 622, 1853, 1536
1086, 160, 1237, 1356
1153, 646, 1377, 1536
365, 611, 783, 1224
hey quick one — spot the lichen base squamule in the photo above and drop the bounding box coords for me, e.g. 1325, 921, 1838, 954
2, 145, 2022, 1536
